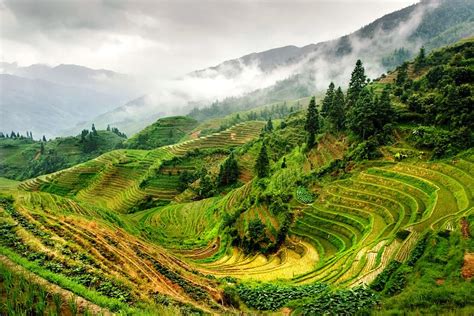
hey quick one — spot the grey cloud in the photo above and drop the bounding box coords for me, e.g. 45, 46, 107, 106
1, 0, 418, 77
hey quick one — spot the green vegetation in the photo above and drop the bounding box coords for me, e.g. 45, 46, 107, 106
0, 127, 126, 180
236, 282, 328, 310
0, 37, 472, 315
125, 116, 198, 149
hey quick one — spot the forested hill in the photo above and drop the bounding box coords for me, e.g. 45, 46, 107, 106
186, 0, 474, 122
0, 126, 126, 180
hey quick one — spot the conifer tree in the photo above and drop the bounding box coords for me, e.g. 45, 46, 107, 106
218, 151, 239, 186
377, 86, 396, 126
40, 142, 45, 154
42, 135, 47, 142
321, 82, 335, 117
346, 59, 367, 109
255, 141, 270, 178
305, 97, 320, 147
198, 173, 214, 198
266, 118, 273, 132
347, 88, 376, 139
106, 124, 111, 131
328, 87, 346, 131
396, 62, 409, 86
347, 87, 395, 139
91, 124, 98, 136
414, 46, 426, 72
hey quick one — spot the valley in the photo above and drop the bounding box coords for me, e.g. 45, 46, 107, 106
0, 1, 473, 315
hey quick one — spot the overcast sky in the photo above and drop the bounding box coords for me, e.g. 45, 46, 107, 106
0, 0, 418, 79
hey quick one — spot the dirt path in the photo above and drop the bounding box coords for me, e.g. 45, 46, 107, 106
0, 255, 112, 315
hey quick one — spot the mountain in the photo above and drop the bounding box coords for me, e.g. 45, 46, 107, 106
62, 95, 165, 137
0, 62, 136, 98
1, 37, 472, 315
83, 0, 473, 134
0, 63, 140, 138
191, 0, 473, 80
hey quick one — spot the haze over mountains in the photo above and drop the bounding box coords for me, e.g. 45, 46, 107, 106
1, 0, 473, 138
0, 62, 139, 138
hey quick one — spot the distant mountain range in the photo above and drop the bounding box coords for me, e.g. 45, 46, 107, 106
81, 0, 472, 136
0, 63, 139, 138
1, 0, 473, 138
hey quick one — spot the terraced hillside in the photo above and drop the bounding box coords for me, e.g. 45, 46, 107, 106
2, 39, 473, 315
0, 121, 267, 313
2, 135, 473, 314
18, 121, 265, 213
167, 153, 470, 289
125, 116, 198, 150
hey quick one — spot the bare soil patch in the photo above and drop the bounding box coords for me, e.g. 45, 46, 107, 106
461, 217, 470, 238
461, 253, 474, 280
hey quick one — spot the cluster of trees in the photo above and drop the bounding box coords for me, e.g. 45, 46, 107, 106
80, 124, 126, 153
313, 59, 395, 144
0, 131, 47, 141
106, 125, 127, 138
188, 74, 312, 122
245, 102, 304, 121
382, 48, 412, 69
218, 152, 239, 186
176, 151, 240, 198
80, 124, 99, 153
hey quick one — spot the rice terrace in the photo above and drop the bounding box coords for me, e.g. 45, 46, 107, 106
0, 0, 473, 315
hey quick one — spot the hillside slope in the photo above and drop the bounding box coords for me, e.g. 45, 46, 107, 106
84, 0, 474, 132
1, 39, 473, 315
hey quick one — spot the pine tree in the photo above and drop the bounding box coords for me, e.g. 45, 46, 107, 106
198, 174, 214, 198
346, 59, 367, 109
255, 141, 270, 178
321, 82, 335, 117
377, 86, 396, 128
106, 124, 111, 131
42, 135, 47, 142
328, 87, 346, 131
218, 152, 239, 186
347, 88, 376, 139
266, 118, 273, 132
91, 124, 98, 136
347, 87, 395, 139
414, 46, 426, 72
305, 97, 320, 147
396, 62, 409, 86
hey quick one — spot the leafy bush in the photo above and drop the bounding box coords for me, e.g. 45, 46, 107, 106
236, 282, 328, 311
348, 138, 382, 161
299, 286, 378, 315
370, 261, 402, 292
408, 126, 473, 158
383, 265, 412, 296
295, 186, 314, 204
407, 232, 430, 266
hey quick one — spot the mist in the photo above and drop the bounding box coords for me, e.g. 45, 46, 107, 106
120, 0, 436, 123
